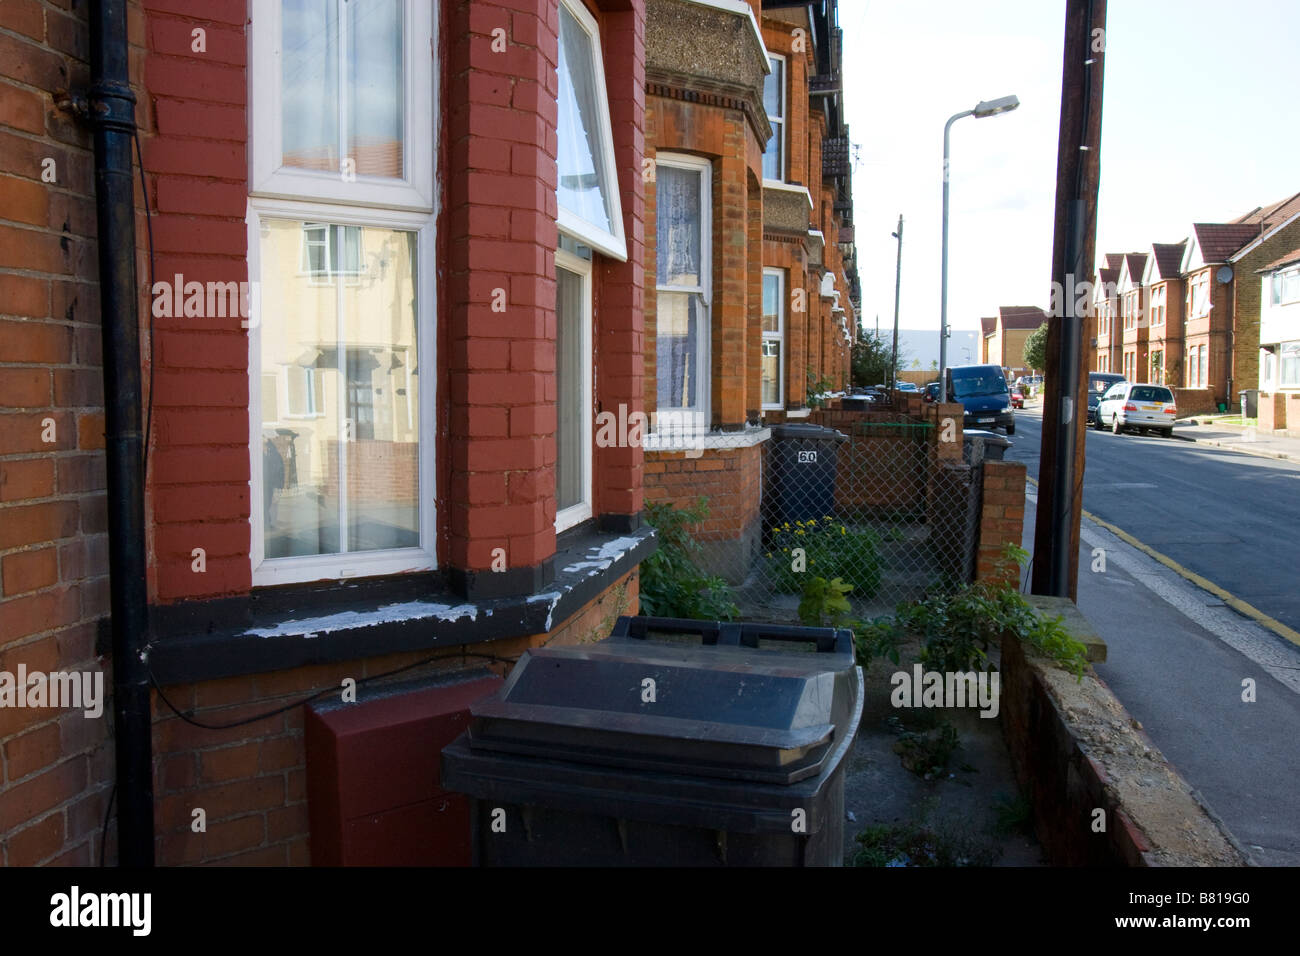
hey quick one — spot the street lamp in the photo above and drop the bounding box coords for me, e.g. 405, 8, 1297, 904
940, 95, 1020, 387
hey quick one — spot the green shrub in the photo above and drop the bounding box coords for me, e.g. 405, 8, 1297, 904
765, 516, 882, 598
638, 497, 739, 621
894, 580, 1087, 679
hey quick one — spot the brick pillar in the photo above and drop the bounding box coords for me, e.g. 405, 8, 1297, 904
447, 0, 556, 598
789, 257, 807, 407
716, 147, 748, 428
595, 0, 645, 529
746, 172, 762, 423
976, 459, 1027, 589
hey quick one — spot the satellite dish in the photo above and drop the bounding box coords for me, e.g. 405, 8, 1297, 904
1216, 265, 1234, 284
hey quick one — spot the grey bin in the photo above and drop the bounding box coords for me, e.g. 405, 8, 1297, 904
767, 423, 848, 526
964, 428, 1011, 462
1239, 389, 1258, 418
440, 615, 864, 866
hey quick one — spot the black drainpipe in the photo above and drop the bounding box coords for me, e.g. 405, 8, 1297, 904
88, 0, 155, 866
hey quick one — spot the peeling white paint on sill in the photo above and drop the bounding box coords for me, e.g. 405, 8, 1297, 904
527, 591, 564, 632
243, 600, 478, 639
561, 536, 642, 576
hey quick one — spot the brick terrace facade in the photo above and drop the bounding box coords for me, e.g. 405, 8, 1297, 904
1, 0, 655, 866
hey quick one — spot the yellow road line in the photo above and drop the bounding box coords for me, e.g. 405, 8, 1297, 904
1024, 474, 1300, 648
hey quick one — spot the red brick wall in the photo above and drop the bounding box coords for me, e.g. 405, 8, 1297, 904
643, 443, 763, 541
0, 0, 123, 867
975, 460, 1027, 589
594, 1, 646, 520
2, 0, 648, 867
142, 0, 252, 603
149, 567, 638, 865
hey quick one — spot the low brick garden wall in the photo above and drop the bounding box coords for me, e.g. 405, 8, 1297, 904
1000, 596, 1245, 866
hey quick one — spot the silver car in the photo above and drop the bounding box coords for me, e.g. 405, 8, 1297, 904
1094, 382, 1177, 437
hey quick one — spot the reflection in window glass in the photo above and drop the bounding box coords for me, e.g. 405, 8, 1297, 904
557, 2, 613, 234
761, 339, 781, 406
556, 265, 584, 514
762, 56, 784, 180
657, 292, 700, 411
282, 0, 403, 178
259, 219, 419, 559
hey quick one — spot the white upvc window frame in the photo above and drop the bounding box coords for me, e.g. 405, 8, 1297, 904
555, 0, 628, 262
1189, 272, 1210, 319
248, 0, 434, 211
761, 268, 785, 410
248, 2, 437, 587
247, 199, 437, 586
554, 247, 594, 534
653, 152, 712, 435
762, 52, 786, 183
1275, 267, 1300, 305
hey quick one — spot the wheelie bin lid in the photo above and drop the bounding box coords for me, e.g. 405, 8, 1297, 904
769, 423, 847, 442
461, 617, 861, 786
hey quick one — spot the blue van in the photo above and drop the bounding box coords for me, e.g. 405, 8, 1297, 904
944, 364, 1014, 435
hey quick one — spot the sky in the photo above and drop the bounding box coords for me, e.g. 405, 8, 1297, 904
841, 0, 1300, 354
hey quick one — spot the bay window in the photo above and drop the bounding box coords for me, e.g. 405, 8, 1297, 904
248, 1, 435, 585
655, 154, 712, 432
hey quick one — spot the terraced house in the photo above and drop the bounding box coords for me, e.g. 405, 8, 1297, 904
1090, 191, 1300, 418
640, 0, 858, 582
0, 0, 859, 866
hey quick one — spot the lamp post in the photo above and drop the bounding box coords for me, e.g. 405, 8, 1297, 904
890, 215, 903, 392
940, 95, 1020, 387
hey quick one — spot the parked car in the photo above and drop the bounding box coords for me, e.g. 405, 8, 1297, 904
922, 382, 941, 403
1094, 382, 1177, 437
1009, 390, 1024, 409
897, 381, 920, 392
1086, 372, 1126, 424
944, 363, 1014, 435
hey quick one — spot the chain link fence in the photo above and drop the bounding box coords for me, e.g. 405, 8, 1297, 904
643, 405, 986, 624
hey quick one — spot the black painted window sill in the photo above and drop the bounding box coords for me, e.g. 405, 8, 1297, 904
145, 526, 656, 685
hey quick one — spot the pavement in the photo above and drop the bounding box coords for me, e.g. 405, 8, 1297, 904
1008, 406, 1300, 866
1173, 417, 1300, 461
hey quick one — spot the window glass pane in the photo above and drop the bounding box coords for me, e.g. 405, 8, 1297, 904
656, 165, 702, 287
761, 339, 781, 406
260, 219, 419, 559
557, 3, 613, 234
762, 120, 782, 181
763, 57, 783, 117
282, 0, 339, 172
762, 273, 781, 332
556, 266, 584, 513
1199, 346, 1208, 385
348, 0, 403, 178
656, 291, 701, 410
1281, 343, 1300, 386
281, 0, 403, 178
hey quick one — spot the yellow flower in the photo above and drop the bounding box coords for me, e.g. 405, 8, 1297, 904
841, 527, 847, 535
795, 530, 804, 536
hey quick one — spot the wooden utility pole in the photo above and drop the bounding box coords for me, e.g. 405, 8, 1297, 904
1031, 0, 1107, 599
